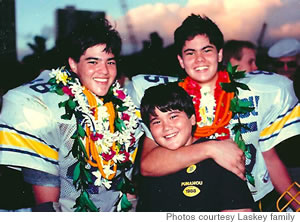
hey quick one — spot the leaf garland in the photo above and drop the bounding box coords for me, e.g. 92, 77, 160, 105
50, 75, 99, 211
220, 63, 255, 186
116, 172, 136, 212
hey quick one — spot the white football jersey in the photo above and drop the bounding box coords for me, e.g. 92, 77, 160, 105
0, 70, 143, 211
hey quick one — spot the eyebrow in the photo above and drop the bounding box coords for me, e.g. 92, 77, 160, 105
84, 57, 116, 61
149, 110, 181, 123
149, 116, 158, 124
183, 45, 214, 53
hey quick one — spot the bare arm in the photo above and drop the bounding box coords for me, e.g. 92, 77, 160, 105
32, 185, 60, 205
140, 136, 245, 179
263, 148, 300, 211
22, 168, 60, 205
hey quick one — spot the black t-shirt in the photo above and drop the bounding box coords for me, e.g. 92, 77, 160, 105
136, 139, 255, 212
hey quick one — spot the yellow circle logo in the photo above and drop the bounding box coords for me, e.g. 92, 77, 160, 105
186, 164, 196, 174
183, 186, 200, 197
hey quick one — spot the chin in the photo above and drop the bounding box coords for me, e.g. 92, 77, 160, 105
95, 89, 109, 97
168, 143, 183, 150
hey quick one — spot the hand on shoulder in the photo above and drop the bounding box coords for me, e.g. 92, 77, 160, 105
205, 139, 246, 180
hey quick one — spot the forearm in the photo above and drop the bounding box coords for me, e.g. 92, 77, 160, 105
140, 138, 211, 176
140, 137, 245, 178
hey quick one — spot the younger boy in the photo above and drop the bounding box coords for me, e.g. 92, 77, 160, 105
136, 83, 254, 212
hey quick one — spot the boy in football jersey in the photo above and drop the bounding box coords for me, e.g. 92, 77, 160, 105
0, 19, 142, 212
128, 14, 300, 211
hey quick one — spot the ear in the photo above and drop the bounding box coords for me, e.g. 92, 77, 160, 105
177, 54, 185, 69
229, 58, 239, 67
68, 58, 78, 74
190, 114, 196, 126
218, 48, 223, 63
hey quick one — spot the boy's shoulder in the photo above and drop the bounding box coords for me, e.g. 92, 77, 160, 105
128, 74, 179, 106
131, 74, 179, 86
2, 70, 70, 124
4, 70, 54, 98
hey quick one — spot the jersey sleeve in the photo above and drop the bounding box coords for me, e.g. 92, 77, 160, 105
22, 168, 60, 187
0, 71, 61, 176
254, 73, 300, 152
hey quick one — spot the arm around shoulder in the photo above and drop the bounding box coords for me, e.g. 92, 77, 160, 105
140, 136, 213, 176
140, 137, 245, 179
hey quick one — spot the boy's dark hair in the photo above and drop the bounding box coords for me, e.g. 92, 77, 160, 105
141, 82, 196, 130
223, 40, 256, 66
65, 18, 122, 65
174, 14, 224, 56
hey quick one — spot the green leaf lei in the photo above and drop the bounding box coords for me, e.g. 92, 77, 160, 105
220, 63, 255, 186
48, 67, 137, 212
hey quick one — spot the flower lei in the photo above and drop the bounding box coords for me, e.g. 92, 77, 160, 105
178, 63, 255, 186
48, 67, 139, 211
178, 70, 234, 140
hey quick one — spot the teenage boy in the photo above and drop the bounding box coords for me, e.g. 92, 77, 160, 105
222, 40, 258, 73
128, 14, 300, 211
0, 19, 143, 211
136, 83, 254, 212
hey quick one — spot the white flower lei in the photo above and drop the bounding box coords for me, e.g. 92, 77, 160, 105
50, 67, 139, 188
198, 86, 229, 139
198, 86, 216, 127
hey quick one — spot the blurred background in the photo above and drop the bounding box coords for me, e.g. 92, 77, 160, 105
1, 0, 300, 91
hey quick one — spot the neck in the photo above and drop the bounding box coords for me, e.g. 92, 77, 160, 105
197, 82, 216, 92
185, 71, 220, 92
191, 136, 197, 144
196, 73, 219, 90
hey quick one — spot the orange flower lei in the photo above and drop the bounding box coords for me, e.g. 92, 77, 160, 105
178, 71, 234, 139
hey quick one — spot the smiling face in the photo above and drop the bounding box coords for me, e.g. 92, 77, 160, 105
177, 34, 223, 88
68, 44, 117, 97
149, 108, 196, 150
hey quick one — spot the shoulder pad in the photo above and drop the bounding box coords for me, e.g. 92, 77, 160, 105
243, 70, 293, 92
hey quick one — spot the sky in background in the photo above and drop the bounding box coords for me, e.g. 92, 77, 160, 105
16, 0, 300, 60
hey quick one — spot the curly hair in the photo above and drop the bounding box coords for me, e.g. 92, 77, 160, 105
66, 18, 122, 64
174, 14, 224, 56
